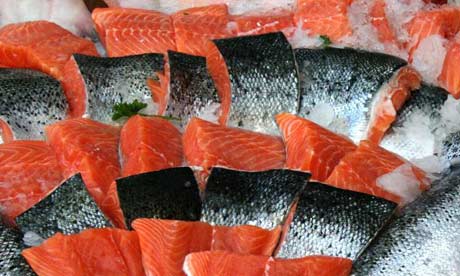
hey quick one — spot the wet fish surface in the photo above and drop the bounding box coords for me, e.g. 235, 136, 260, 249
0, 224, 35, 276
73, 53, 163, 123
16, 174, 110, 240
381, 84, 449, 161
352, 169, 460, 275
0, 68, 67, 140
201, 168, 309, 229
166, 51, 220, 127
295, 47, 406, 142
116, 167, 202, 227
277, 182, 397, 260
213, 32, 299, 133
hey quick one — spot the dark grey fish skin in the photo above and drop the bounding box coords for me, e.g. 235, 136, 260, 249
442, 131, 460, 162
213, 32, 299, 133
0, 69, 67, 141
295, 47, 406, 142
276, 182, 397, 260
116, 167, 201, 228
381, 84, 448, 161
16, 174, 111, 240
352, 170, 460, 276
73, 53, 163, 123
201, 168, 310, 229
0, 224, 35, 276
166, 51, 220, 127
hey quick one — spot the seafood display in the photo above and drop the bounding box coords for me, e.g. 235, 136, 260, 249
1, 0, 460, 275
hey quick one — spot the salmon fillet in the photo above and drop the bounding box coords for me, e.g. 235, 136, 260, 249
0, 141, 63, 223
366, 66, 422, 144
0, 21, 98, 80
92, 7, 176, 57
45, 118, 124, 227
406, 7, 460, 59
132, 218, 280, 276
325, 140, 429, 204
275, 113, 357, 181
22, 228, 145, 276
182, 117, 286, 186
183, 251, 353, 276
120, 115, 183, 177
439, 41, 460, 99
370, 0, 399, 45
172, 5, 235, 56
294, 0, 353, 42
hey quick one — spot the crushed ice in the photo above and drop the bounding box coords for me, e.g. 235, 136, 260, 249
376, 163, 422, 205
411, 35, 448, 84
23, 231, 45, 247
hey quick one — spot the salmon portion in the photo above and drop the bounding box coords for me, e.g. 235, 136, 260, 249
120, 115, 183, 177
275, 113, 357, 181
0, 119, 14, 143
325, 140, 429, 204
172, 5, 235, 56
61, 57, 86, 117
206, 43, 231, 125
92, 8, 176, 57
45, 118, 124, 227
439, 41, 460, 99
183, 117, 286, 186
294, 0, 353, 42
370, 0, 399, 45
0, 141, 63, 223
148, 73, 169, 115
0, 21, 98, 80
183, 251, 353, 276
22, 228, 145, 276
231, 11, 295, 37
367, 67, 422, 144
406, 7, 460, 59
132, 219, 280, 276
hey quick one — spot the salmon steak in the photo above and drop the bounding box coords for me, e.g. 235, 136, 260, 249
326, 140, 430, 205
0, 68, 67, 141
0, 21, 98, 80
183, 117, 286, 186
119, 115, 183, 177
22, 228, 145, 276
62, 53, 164, 121
92, 7, 176, 57
116, 167, 202, 227
0, 141, 63, 223
45, 118, 124, 227
183, 251, 353, 276
132, 218, 281, 276
201, 168, 309, 229
276, 113, 357, 181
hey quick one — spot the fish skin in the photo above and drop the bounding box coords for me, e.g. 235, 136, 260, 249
116, 167, 202, 227
0, 224, 35, 276
381, 83, 449, 161
442, 131, 460, 162
0, 69, 67, 141
16, 174, 111, 240
166, 51, 220, 127
70, 53, 164, 123
352, 169, 460, 275
213, 32, 299, 133
295, 47, 407, 142
276, 182, 397, 260
201, 168, 309, 229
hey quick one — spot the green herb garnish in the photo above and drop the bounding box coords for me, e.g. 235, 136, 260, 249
319, 35, 332, 47
112, 100, 147, 121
